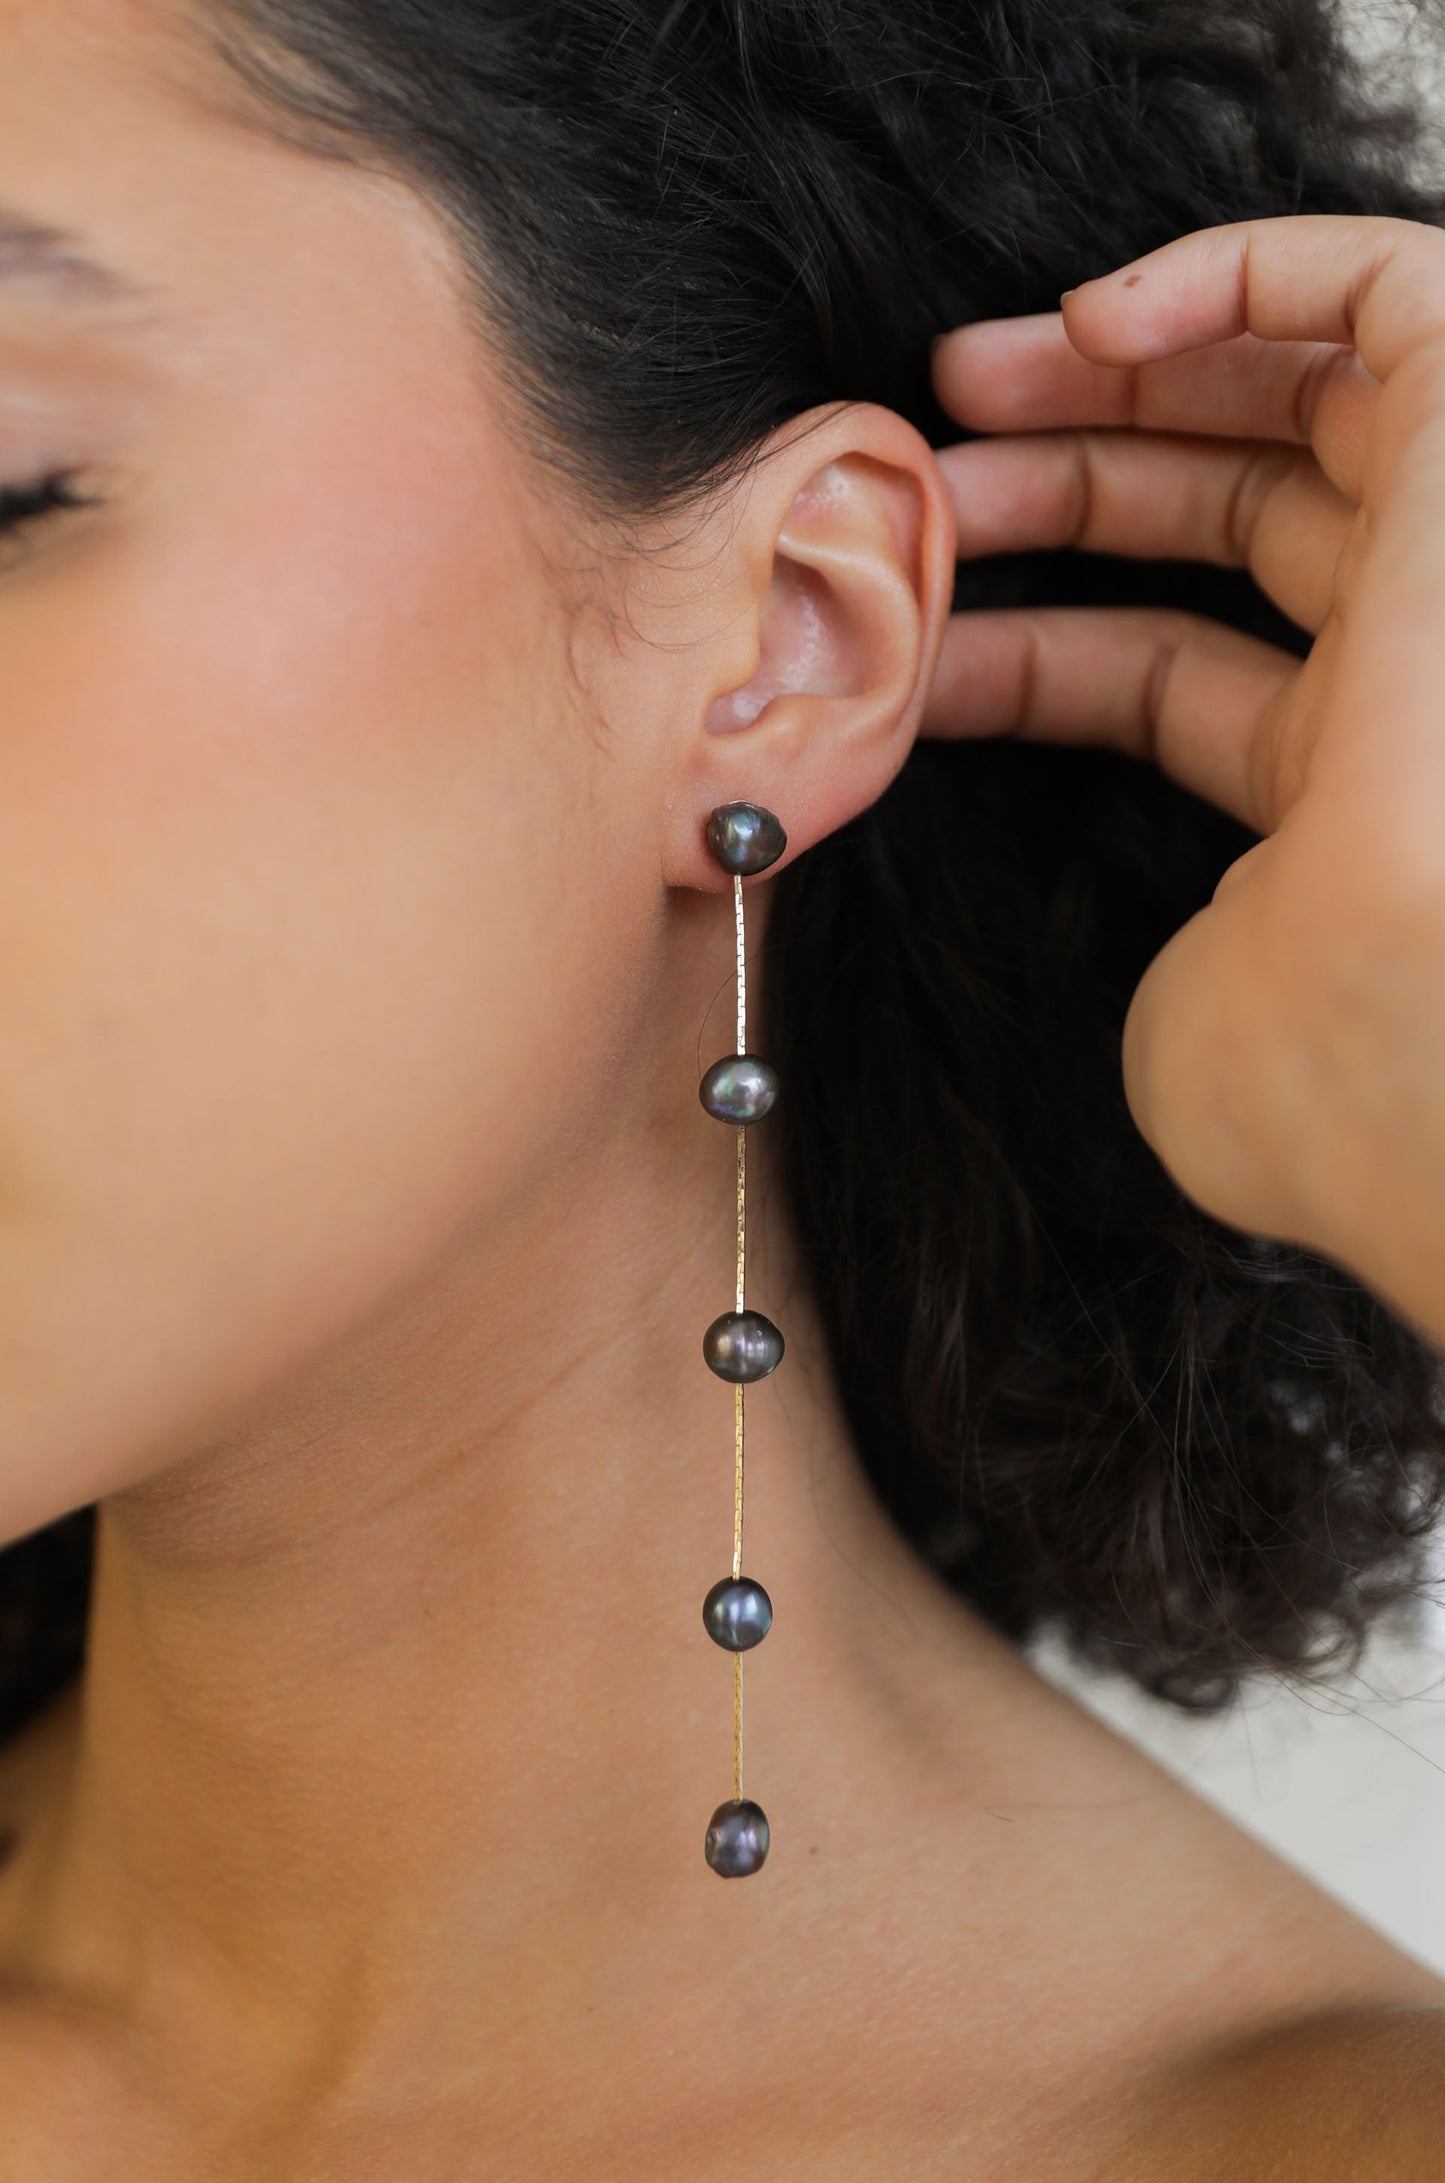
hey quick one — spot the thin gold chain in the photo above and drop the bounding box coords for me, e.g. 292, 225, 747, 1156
732, 872, 746, 1803
735, 871, 746, 1054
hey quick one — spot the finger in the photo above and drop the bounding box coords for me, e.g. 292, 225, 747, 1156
919, 605, 1297, 832
1119, 878, 1309, 1247
938, 429, 1351, 634
1060, 213, 1445, 385
933, 315, 1377, 499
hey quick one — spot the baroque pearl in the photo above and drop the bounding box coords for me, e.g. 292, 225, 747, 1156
702, 1575, 773, 1651
703, 1310, 784, 1382
705, 802, 787, 877
699, 1054, 779, 1124
704, 1797, 770, 1876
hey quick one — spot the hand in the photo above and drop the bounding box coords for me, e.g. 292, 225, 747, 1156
927, 214, 1445, 1351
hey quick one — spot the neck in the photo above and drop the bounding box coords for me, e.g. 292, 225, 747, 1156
1, 888, 1021, 2117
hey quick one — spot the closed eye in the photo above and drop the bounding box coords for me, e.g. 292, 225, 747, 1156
0, 470, 101, 539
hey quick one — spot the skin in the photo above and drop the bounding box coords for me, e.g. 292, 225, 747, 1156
930, 219, 1445, 1355
0, 1, 1441, 2176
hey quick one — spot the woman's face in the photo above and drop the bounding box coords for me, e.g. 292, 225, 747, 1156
0, 0, 696, 1540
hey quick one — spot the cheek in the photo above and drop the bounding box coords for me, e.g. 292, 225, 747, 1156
0, 398, 639, 1533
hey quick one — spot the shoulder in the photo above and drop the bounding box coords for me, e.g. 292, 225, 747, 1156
1113, 2005, 1445, 2182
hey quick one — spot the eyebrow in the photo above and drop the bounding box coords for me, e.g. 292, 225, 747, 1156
0, 209, 152, 307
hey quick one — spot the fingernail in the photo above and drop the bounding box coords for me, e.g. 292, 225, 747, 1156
1059, 288, 1076, 304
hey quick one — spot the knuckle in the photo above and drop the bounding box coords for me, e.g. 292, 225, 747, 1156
1063, 430, 1098, 545
1289, 341, 1352, 445
1220, 444, 1288, 565
1136, 610, 1196, 753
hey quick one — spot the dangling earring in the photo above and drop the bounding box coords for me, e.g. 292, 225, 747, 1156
699, 799, 786, 1878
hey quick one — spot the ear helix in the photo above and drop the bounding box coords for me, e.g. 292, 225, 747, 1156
698, 800, 786, 1879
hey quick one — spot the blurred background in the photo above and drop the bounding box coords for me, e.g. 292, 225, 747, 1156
1034, 1597, 1445, 1977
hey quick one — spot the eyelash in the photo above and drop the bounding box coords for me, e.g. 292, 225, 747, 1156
0, 471, 101, 541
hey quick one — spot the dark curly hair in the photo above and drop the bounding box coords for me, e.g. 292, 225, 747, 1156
4, 0, 1445, 1745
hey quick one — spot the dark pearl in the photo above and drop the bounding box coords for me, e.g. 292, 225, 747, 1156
703, 1310, 784, 1382
699, 1054, 779, 1125
704, 1797, 770, 1876
705, 802, 787, 877
702, 1575, 773, 1651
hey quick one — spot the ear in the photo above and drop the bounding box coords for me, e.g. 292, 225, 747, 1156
655, 403, 957, 890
